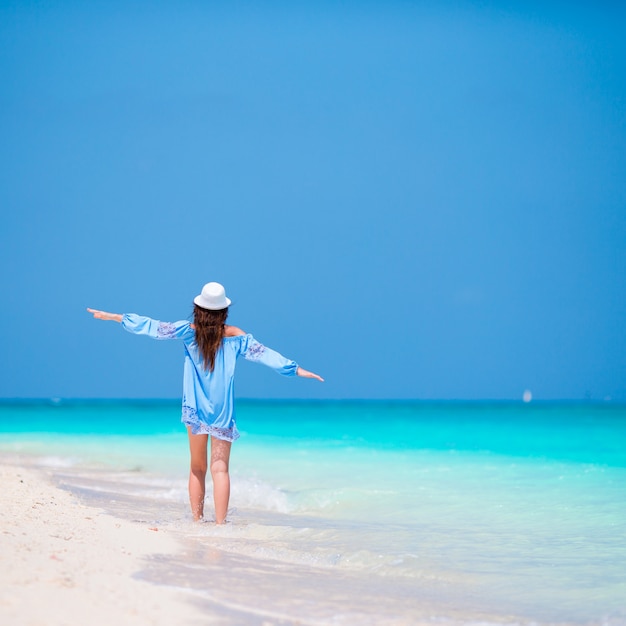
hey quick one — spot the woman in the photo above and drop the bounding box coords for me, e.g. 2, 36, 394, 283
87, 281, 323, 524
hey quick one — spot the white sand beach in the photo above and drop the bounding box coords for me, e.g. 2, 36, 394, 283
0, 462, 202, 626
3, 411, 623, 626
0, 458, 478, 626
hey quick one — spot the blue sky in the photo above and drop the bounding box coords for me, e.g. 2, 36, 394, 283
1, 1, 624, 400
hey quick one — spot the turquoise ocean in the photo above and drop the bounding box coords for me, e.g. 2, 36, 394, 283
1, 400, 625, 625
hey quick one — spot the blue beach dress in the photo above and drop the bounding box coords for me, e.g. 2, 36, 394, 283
121, 314, 298, 441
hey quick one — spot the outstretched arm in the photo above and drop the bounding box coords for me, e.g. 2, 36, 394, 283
296, 366, 324, 382
87, 308, 122, 322
240, 333, 324, 381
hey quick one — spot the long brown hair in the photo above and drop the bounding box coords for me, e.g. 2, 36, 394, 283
193, 305, 229, 371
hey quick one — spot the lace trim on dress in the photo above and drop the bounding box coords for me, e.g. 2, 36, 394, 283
181, 405, 240, 441
157, 322, 177, 339
245, 339, 266, 361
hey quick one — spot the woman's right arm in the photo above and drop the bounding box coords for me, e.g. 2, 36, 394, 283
240, 333, 324, 381
296, 366, 324, 382
87, 308, 122, 322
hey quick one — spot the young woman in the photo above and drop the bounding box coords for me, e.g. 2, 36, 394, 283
87, 281, 323, 524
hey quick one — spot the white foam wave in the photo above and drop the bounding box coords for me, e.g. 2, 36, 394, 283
35, 456, 78, 468
230, 475, 293, 513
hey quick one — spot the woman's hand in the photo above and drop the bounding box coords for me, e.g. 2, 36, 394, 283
296, 366, 324, 382
87, 308, 123, 322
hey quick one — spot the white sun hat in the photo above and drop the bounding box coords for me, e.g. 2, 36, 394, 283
193, 282, 232, 310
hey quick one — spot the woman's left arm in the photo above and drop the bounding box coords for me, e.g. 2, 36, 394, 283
87, 309, 190, 340
87, 308, 122, 322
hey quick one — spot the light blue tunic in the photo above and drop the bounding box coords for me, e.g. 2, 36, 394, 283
121, 314, 298, 441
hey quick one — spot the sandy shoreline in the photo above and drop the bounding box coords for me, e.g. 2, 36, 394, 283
0, 459, 485, 626
1, 455, 590, 626
0, 461, 202, 626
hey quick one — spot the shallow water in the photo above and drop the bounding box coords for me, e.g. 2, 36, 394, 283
1, 400, 625, 624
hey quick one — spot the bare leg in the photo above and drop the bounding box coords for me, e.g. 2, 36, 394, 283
210, 436, 232, 524
187, 427, 208, 521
